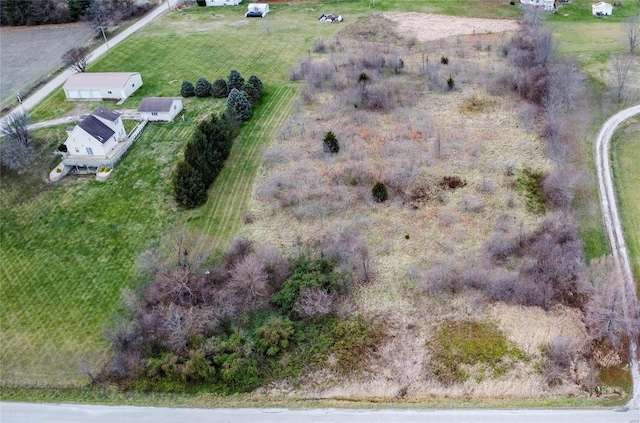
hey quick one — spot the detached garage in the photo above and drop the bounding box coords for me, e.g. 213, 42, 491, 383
138, 97, 183, 122
63, 72, 143, 101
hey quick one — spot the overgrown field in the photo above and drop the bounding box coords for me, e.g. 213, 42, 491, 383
242, 10, 632, 400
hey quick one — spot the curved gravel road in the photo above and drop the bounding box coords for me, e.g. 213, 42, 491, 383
594, 104, 640, 410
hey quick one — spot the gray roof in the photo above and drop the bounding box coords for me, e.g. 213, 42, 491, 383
63, 72, 140, 89
78, 115, 115, 144
92, 106, 120, 122
138, 97, 177, 113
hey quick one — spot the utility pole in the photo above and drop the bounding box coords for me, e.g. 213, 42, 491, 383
16, 90, 24, 112
100, 25, 110, 50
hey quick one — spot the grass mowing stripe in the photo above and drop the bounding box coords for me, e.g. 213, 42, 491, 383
193, 85, 296, 250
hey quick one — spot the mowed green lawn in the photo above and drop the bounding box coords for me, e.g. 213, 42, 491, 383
1, 4, 343, 386
612, 117, 640, 289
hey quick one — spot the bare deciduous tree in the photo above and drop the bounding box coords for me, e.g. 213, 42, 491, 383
623, 16, 640, 53
294, 287, 335, 318
1, 111, 30, 145
62, 46, 90, 72
546, 56, 586, 111
228, 254, 270, 308
585, 256, 628, 352
542, 335, 575, 386
0, 112, 33, 171
611, 54, 636, 103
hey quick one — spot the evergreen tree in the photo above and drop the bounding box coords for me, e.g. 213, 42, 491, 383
181, 80, 195, 97
248, 75, 264, 97
323, 131, 339, 154
372, 181, 388, 203
211, 78, 229, 98
226, 89, 252, 122
227, 70, 245, 92
194, 77, 212, 97
173, 161, 207, 208
241, 82, 260, 104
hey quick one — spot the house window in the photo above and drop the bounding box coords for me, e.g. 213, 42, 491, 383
173, 105, 177, 110
86, 147, 94, 155
151, 112, 158, 116
75, 147, 79, 153
132, 83, 135, 87
107, 91, 112, 94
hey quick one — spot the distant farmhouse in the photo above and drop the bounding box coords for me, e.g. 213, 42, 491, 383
520, 0, 556, 11
592, 2, 613, 16
138, 97, 183, 122
63, 72, 143, 101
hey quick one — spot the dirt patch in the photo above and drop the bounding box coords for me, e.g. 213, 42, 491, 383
384, 12, 518, 42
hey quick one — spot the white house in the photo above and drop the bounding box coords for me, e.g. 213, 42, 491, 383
63, 72, 143, 101
592, 2, 613, 16
246, 3, 269, 17
205, 0, 242, 5
63, 106, 126, 159
520, 0, 556, 11
138, 97, 183, 122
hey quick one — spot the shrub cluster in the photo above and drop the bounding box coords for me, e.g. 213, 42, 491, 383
426, 319, 524, 385
290, 42, 408, 112
181, 71, 263, 105
101, 239, 380, 393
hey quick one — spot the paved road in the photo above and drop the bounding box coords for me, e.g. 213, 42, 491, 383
2, 0, 176, 123
1, 402, 638, 423
594, 104, 640, 410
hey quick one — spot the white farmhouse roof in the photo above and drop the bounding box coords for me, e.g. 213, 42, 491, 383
64, 72, 140, 89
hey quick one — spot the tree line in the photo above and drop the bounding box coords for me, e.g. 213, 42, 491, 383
0, 0, 153, 26
173, 71, 263, 208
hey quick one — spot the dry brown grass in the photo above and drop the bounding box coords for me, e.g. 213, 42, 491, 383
241, 16, 590, 400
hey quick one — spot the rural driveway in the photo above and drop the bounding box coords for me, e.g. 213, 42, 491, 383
0, 402, 638, 423
594, 104, 640, 410
1, 0, 177, 124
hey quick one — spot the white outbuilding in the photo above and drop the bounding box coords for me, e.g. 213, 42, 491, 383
204, 0, 242, 5
63, 72, 143, 101
138, 97, 183, 122
245, 3, 269, 17
592, 2, 613, 16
